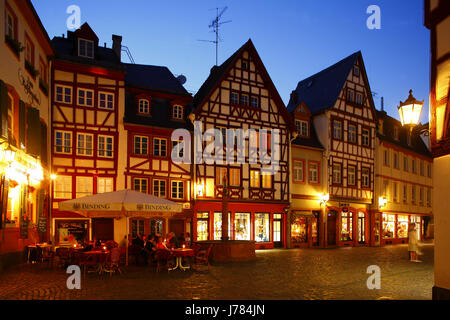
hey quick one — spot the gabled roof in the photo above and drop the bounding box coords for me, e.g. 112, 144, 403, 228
287, 51, 362, 115
124, 63, 190, 96
193, 39, 294, 130
376, 110, 431, 158
74, 22, 99, 43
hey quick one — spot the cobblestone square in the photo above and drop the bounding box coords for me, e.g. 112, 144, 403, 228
0, 244, 433, 300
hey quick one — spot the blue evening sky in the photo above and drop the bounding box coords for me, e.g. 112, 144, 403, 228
32, 0, 430, 123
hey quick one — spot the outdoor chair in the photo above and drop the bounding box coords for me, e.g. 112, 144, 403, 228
36, 245, 54, 268
78, 252, 98, 276
194, 245, 212, 272
155, 249, 174, 273
103, 248, 122, 276
55, 247, 70, 268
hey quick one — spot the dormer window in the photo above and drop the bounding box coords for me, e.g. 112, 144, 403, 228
296, 120, 309, 137
172, 105, 184, 120
139, 99, 150, 114
393, 126, 399, 140
78, 38, 94, 58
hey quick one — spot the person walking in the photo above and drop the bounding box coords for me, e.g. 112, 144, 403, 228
408, 223, 421, 262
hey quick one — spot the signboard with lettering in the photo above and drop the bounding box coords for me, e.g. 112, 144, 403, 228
20, 217, 29, 239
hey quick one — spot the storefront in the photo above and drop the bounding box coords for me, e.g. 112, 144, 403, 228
379, 212, 426, 245
325, 206, 369, 247
290, 211, 319, 248
193, 202, 287, 249
128, 213, 191, 240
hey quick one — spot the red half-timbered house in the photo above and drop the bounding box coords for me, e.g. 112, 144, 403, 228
123, 63, 193, 240
288, 51, 377, 247
191, 39, 293, 249
50, 23, 126, 244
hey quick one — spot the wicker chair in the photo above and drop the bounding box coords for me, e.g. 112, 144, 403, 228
194, 245, 213, 271
155, 249, 173, 273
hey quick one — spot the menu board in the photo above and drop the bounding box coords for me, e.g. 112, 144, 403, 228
20, 217, 29, 239
38, 215, 47, 234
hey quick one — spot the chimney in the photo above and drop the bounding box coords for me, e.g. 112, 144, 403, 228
112, 35, 122, 61
381, 97, 384, 111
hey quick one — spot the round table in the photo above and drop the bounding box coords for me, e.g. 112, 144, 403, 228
81, 251, 109, 274
168, 248, 194, 271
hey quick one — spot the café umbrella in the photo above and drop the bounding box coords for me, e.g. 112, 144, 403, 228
58, 189, 183, 265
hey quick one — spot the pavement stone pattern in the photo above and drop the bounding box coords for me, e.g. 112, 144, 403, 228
0, 244, 434, 300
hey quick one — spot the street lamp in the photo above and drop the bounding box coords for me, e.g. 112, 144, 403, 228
398, 90, 426, 133
319, 193, 329, 206
378, 196, 388, 209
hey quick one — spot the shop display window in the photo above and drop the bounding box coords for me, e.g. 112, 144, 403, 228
234, 213, 250, 240
341, 211, 353, 241
213, 212, 231, 240
197, 212, 209, 241
56, 220, 88, 245
255, 213, 270, 242
397, 215, 409, 238
382, 214, 395, 239
291, 217, 308, 243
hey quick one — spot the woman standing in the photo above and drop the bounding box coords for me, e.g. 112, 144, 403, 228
408, 223, 421, 262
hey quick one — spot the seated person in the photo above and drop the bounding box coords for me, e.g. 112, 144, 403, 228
156, 237, 169, 250
167, 232, 180, 248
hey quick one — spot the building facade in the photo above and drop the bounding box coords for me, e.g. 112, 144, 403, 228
50, 23, 127, 245
288, 51, 377, 248
191, 40, 293, 249
123, 63, 193, 240
373, 110, 433, 246
288, 102, 326, 248
0, 0, 53, 269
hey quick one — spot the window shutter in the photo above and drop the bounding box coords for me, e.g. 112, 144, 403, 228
0, 80, 8, 139
40, 122, 48, 166
26, 107, 41, 156
19, 100, 26, 148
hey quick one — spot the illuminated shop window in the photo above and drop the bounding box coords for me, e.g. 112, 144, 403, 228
382, 214, 395, 239
197, 212, 209, 241
291, 217, 308, 244
214, 212, 231, 240
254, 213, 270, 242
341, 211, 353, 241
234, 213, 250, 240
397, 215, 409, 238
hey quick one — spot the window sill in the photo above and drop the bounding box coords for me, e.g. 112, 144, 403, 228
4, 35, 22, 59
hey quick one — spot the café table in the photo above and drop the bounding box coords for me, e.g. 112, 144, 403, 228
82, 251, 109, 274
27, 243, 52, 263
168, 248, 194, 271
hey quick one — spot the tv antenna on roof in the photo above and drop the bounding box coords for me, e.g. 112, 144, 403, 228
198, 6, 232, 66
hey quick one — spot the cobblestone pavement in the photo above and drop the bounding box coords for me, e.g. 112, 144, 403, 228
0, 244, 434, 300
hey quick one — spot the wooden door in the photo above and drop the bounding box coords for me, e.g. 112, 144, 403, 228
92, 218, 114, 241
327, 211, 337, 246
169, 219, 185, 238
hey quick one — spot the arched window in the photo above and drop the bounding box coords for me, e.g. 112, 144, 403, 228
138, 99, 150, 114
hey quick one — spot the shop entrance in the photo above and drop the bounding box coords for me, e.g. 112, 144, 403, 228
273, 214, 283, 248
169, 219, 185, 238
327, 211, 337, 246
358, 212, 366, 244
92, 218, 114, 241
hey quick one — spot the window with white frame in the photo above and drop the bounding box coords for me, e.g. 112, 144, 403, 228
333, 120, 342, 139
296, 120, 308, 137
98, 92, 114, 109
362, 168, 370, 188
348, 124, 357, 143
153, 179, 166, 198
78, 89, 93, 107
250, 170, 260, 188
153, 138, 167, 157
293, 160, 304, 183
78, 38, 94, 58
356, 92, 363, 105
97, 177, 114, 194
5, 7, 16, 39
250, 96, 259, 108
133, 178, 148, 193
55, 131, 72, 154
172, 140, 184, 158
216, 167, 227, 186
134, 136, 148, 155
261, 173, 272, 189
171, 181, 184, 199
55, 85, 72, 104
309, 162, 319, 184
362, 128, 370, 146
76, 176, 93, 198
333, 163, 342, 184
230, 92, 239, 104
240, 94, 249, 106
54, 175, 72, 199
229, 168, 240, 186
77, 133, 93, 156
98, 135, 113, 158
139, 99, 150, 114
348, 166, 356, 186
173, 105, 183, 119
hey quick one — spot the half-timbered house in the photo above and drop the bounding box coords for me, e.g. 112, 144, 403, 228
0, 0, 53, 268
123, 63, 193, 240
191, 39, 293, 249
288, 101, 326, 248
50, 23, 126, 245
287, 51, 377, 247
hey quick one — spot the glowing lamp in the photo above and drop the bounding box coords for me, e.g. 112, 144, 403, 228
319, 193, 329, 205
379, 197, 388, 208
398, 90, 424, 127
196, 181, 204, 197
51, 173, 57, 180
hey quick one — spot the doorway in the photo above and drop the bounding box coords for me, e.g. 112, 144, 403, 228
92, 218, 114, 242
327, 210, 337, 246
273, 214, 283, 248
169, 219, 185, 238
358, 212, 366, 244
